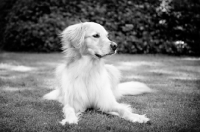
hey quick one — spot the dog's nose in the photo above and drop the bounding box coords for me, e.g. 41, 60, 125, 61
110, 42, 118, 51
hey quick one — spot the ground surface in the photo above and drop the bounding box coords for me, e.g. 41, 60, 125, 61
0, 52, 200, 132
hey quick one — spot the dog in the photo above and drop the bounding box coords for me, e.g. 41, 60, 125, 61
43, 22, 152, 125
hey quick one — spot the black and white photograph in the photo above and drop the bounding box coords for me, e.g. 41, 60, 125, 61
0, 0, 199, 131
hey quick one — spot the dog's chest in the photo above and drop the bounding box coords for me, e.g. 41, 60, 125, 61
77, 60, 109, 89
69, 58, 110, 107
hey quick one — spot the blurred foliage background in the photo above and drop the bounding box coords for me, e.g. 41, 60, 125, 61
0, 0, 199, 55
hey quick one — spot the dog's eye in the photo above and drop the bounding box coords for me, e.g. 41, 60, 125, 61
92, 34, 100, 38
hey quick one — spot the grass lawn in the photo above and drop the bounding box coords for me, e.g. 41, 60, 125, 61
0, 52, 200, 132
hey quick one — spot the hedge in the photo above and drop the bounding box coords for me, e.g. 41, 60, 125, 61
2, 0, 200, 55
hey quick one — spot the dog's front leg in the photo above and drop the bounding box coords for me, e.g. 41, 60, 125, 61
60, 105, 79, 125
97, 90, 150, 123
111, 102, 150, 123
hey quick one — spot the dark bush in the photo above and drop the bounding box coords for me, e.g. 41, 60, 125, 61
2, 0, 200, 55
0, 0, 17, 49
155, 0, 200, 55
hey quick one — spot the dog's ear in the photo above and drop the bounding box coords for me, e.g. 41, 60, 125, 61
61, 23, 85, 50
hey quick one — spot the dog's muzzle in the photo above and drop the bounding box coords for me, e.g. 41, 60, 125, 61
95, 42, 118, 58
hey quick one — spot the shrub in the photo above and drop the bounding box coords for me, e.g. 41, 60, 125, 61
0, 0, 17, 49
4, 0, 67, 52
155, 0, 200, 55
2, 0, 200, 55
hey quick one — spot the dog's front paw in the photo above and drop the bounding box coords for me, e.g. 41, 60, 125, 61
130, 114, 150, 123
60, 117, 78, 125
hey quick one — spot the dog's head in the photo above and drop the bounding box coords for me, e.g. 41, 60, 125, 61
61, 22, 117, 58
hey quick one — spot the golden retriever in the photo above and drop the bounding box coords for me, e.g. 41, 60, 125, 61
43, 22, 152, 125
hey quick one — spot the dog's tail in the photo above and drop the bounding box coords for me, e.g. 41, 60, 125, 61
43, 89, 59, 101
115, 81, 154, 100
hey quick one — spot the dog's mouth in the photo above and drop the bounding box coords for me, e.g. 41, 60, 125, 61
95, 52, 115, 58
95, 54, 103, 58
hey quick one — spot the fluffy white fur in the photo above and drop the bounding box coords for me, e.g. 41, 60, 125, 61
43, 22, 152, 125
